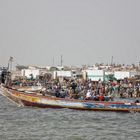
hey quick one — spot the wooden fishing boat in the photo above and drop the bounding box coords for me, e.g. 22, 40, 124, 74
0, 85, 140, 112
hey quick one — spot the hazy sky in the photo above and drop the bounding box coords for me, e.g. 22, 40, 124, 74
0, 0, 140, 67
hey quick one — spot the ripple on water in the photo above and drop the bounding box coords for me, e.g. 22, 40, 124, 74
0, 94, 140, 140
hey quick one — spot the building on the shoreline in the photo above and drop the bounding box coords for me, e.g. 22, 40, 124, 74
83, 69, 105, 81
9, 63, 140, 82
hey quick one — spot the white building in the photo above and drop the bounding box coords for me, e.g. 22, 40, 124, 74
114, 71, 138, 80
53, 71, 72, 79
114, 71, 131, 80
21, 69, 40, 79
84, 70, 105, 81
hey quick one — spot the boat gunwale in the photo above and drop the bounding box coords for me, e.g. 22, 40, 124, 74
8, 87, 140, 106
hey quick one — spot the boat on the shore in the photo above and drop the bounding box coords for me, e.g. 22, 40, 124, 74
0, 85, 140, 112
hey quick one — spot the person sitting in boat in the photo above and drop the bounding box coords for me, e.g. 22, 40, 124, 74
93, 94, 100, 101
55, 88, 60, 98
104, 95, 109, 101
85, 90, 92, 100
99, 93, 105, 101
59, 89, 67, 98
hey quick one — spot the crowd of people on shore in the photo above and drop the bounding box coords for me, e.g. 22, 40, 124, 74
40, 78, 140, 101
1, 71, 140, 101
1, 68, 140, 102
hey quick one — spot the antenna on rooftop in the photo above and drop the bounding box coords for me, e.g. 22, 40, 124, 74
52, 57, 54, 66
61, 55, 63, 66
111, 56, 113, 66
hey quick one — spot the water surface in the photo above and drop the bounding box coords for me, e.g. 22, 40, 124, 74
0, 92, 140, 140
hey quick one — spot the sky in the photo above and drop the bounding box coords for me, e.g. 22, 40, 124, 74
0, 0, 140, 67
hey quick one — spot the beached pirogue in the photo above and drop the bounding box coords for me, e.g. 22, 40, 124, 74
0, 85, 140, 113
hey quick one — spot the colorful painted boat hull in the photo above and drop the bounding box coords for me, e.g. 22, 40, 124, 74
0, 85, 140, 112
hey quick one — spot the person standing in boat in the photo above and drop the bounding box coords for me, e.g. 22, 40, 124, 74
71, 80, 77, 93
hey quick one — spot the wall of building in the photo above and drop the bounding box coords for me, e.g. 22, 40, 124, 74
21, 69, 40, 79
85, 70, 105, 81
